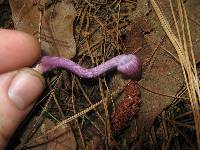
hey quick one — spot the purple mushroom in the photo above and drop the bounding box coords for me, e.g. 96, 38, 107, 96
35, 54, 142, 80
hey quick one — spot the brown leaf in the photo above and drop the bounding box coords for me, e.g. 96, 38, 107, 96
21, 117, 77, 150
46, 119, 77, 150
9, 0, 76, 58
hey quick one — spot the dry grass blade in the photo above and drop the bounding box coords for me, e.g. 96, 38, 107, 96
98, 78, 111, 147
76, 77, 105, 123
71, 77, 86, 148
150, 0, 200, 147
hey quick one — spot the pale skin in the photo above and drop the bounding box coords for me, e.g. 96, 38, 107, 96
0, 29, 44, 149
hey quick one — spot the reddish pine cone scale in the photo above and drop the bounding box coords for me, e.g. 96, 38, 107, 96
111, 82, 141, 134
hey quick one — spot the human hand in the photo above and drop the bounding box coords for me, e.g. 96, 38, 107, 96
0, 29, 45, 149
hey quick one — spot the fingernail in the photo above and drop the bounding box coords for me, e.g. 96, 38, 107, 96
8, 68, 45, 110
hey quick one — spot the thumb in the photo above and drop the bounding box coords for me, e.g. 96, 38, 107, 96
0, 68, 45, 149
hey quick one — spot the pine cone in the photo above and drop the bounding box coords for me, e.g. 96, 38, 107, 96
111, 82, 141, 134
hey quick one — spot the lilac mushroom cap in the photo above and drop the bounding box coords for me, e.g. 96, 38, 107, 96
36, 54, 142, 80
117, 54, 142, 80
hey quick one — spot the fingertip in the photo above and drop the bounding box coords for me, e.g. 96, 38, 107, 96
0, 29, 41, 73
8, 68, 45, 110
0, 68, 45, 148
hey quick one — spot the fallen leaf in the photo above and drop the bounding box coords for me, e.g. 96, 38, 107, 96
9, 0, 76, 58
20, 117, 77, 150
46, 119, 77, 150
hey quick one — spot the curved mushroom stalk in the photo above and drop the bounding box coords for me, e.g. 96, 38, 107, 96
35, 54, 142, 80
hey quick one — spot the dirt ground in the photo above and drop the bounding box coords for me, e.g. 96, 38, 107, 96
1, 0, 200, 149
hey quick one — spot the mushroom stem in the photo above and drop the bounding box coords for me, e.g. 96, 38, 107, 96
35, 54, 142, 80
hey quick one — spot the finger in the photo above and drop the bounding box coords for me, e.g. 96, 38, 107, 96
0, 68, 45, 149
0, 29, 40, 73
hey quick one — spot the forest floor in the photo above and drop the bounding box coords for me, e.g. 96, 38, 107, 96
1, 0, 200, 149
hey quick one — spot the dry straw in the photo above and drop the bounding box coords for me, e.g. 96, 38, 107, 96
150, 0, 200, 147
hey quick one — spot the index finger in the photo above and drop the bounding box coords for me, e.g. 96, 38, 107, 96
0, 29, 41, 73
